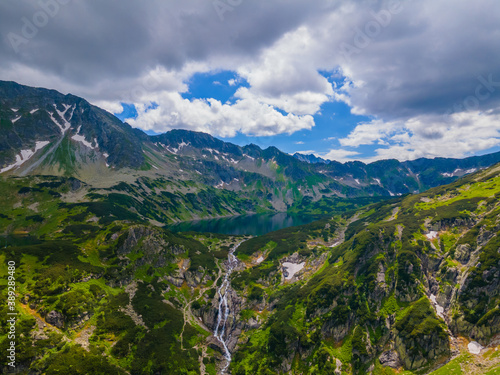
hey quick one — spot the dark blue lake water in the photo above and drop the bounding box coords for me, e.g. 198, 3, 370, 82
167, 212, 320, 236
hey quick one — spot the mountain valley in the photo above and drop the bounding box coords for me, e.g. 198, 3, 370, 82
0, 81, 500, 375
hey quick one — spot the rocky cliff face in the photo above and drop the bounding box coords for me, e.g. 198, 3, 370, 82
0, 80, 146, 174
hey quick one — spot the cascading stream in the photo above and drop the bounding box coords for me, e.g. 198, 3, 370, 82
214, 241, 243, 374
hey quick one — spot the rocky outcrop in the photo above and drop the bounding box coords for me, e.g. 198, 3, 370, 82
429, 218, 475, 232
394, 332, 449, 370
117, 226, 183, 258
120, 282, 147, 329
379, 350, 401, 368
394, 299, 450, 370
45, 310, 64, 328
321, 314, 352, 342
185, 269, 205, 287
455, 244, 472, 264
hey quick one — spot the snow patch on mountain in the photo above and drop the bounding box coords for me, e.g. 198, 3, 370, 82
282, 262, 305, 280
0, 141, 50, 173
468, 341, 483, 355
71, 125, 96, 149
49, 105, 71, 133
426, 231, 438, 240
166, 141, 190, 155
442, 168, 478, 178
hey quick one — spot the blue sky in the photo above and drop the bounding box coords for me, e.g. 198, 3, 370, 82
115, 66, 500, 162
114, 70, 372, 157
3, 1, 500, 163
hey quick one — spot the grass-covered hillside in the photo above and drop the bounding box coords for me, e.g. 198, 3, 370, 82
229, 164, 500, 374
0, 174, 359, 374
1, 163, 500, 374
0, 175, 246, 374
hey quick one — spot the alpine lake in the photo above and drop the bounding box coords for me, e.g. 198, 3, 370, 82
166, 212, 322, 236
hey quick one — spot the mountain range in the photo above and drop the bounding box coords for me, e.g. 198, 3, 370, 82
3, 80, 500, 222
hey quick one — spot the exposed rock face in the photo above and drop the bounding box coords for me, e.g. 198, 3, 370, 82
321, 315, 352, 342
246, 317, 261, 330
184, 269, 205, 287
111, 226, 209, 288
165, 276, 184, 287
118, 227, 173, 256
120, 282, 147, 328
437, 283, 454, 308
430, 218, 475, 232
45, 310, 64, 328
478, 229, 495, 247
379, 350, 401, 368
455, 244, 472, 264
395, 333, 449, 370
395, 323, 450, 370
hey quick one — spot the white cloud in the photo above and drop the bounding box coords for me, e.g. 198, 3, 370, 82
339, 119, 400, 148
321, 149, 361, 163
235, 25, 334, 116
295, 148, 361, 163
93, 100, 124, 114
295, 141, 304, 144
338, 111, 500, 162
125, 90, 314, 138
2, 0, 500, 159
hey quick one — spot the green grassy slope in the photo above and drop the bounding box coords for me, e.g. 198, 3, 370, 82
229, 164, 500, 375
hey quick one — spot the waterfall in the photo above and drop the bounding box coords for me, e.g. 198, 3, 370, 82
213, 241, 242, 373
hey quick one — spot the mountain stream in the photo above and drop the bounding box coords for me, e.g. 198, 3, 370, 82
214, 241, 243, 373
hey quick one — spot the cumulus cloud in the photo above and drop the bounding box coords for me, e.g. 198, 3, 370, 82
321, 149, 361, 163
1, 0, 500, 159
333, 1, 500, 120
338, 111, 500, 162
125, 90, 314, 137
